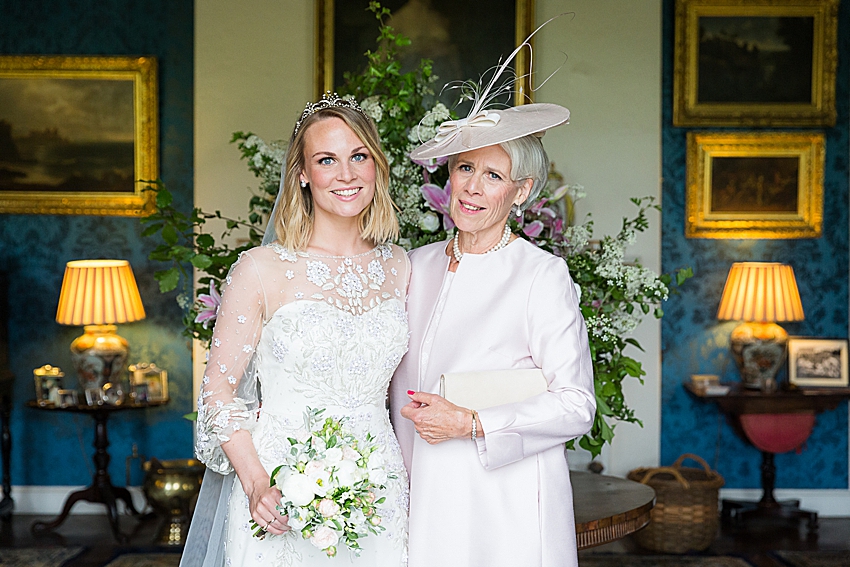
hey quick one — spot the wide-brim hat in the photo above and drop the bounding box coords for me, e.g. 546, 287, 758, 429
410, 102, 570, 160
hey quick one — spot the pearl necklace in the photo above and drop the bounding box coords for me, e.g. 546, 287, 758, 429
453, 224, 512, 262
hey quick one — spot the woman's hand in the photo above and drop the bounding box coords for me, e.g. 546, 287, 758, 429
400, 390, 477, 444
247, 479, 291, 536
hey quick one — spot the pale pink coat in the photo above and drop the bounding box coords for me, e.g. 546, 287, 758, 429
390, 238, 596, 567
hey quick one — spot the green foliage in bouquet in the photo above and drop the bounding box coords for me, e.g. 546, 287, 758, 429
140, 1, 691, 457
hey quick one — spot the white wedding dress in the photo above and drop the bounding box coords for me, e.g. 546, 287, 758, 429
185, 243, 410, 567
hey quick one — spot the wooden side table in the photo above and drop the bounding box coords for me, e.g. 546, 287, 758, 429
571, 470, 656, 549
685, 383, 850, 531
26, 399, 167, 542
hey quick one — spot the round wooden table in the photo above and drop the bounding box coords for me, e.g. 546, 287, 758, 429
571, 470, 656, 549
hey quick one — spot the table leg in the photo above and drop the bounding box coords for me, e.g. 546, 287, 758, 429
721, 451, 818, 532
0, 388, 12, 519
31, 410, 132, 542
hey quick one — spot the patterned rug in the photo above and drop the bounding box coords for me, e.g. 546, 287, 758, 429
578, 555, 753, 567
771, 551, 850, 567
103, 552, 181, 567
0, 546, 85, 567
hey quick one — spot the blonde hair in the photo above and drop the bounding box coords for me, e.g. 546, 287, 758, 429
273, 106, 398, 251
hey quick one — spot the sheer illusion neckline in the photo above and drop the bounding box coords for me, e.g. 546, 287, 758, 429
269, 242, 385, 260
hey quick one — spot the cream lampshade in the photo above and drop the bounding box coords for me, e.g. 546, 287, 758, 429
56, 260, 146, 392
717, 262, 804, 391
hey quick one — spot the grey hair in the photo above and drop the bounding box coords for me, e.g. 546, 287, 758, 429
448, 135, 550, 215
499, 135, 550, 214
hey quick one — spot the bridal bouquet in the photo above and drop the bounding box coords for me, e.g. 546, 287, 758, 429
252, 408, 390, 557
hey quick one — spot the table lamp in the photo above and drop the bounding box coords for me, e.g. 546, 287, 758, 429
55, 260, 146, 391
717, 262, 804, 391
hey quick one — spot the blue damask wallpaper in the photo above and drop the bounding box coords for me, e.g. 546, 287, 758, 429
0, 0, 194, 487
661, 0, 849, 488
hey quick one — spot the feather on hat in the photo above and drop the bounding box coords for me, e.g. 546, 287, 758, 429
410, 15, 570, 160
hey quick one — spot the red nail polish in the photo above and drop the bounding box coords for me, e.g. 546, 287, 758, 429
407, 390, 415, 395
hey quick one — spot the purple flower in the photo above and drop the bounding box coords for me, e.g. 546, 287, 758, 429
529, 198, 549, 214
553, 218, 564, 234
194, 281, 221, 328
523, 220, 545, 238
411, 155, 448, 173
420, 181, 455, 230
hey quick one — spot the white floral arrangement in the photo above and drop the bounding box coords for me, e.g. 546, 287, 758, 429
251, 407, 391, 558
144, 2, 690, 456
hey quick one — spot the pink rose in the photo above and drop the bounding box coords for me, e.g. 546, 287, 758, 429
317, 498, 340, 518
310, 526, 339, 550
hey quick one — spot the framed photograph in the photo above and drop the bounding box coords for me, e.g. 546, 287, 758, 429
84, 386, 104, 406
129, 362, 168, 402
131, 382, 149, 404
788, 337, 849, 387
685, 131, 824, 239
673, 0, 839, 127
0, 55, 158, 215
314, 0, 535, 107
57, 389, 78, 408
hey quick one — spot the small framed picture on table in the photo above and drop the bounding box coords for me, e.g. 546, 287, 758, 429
129, 362, 168, 402
787, 337, 849, 387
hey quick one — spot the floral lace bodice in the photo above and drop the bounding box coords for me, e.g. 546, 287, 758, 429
195, 242, 410, 475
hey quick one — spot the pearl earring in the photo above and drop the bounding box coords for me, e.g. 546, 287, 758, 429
300, 180, 307, 188
516, 207, 523, 217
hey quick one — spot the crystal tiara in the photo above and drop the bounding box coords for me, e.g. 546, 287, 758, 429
292, 92, 368, 136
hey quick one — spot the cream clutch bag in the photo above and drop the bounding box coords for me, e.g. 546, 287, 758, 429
439, 369, 549, 410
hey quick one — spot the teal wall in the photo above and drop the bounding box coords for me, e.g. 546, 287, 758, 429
0, 0, 195, 487
661, 0, 849, 489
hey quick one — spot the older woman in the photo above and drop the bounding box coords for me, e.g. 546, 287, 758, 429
389, 102, 596, 567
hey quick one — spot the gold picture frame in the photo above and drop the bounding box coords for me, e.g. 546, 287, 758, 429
673, 0, 838, 127
0, 55, 158, 216
314, 0, 535, 106
685, 131, 824, 239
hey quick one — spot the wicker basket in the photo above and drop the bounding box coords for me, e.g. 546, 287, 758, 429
627, 453, 725, 553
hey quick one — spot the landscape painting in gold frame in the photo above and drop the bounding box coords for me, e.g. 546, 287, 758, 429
673, 0, 838, 127
0, 55, 157, 216
314, 0, 535, 106
686, 132, 824, 239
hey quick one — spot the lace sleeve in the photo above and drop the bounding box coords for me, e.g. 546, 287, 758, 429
195, 252, 265, 474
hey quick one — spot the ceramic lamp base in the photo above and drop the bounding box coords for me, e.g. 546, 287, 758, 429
69, 325, 129, 391
729, 322, 788, 391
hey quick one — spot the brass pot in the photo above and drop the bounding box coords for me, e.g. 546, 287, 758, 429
142, 458, 205, 546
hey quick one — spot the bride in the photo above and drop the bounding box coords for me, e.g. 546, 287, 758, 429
180, 94, 410, 567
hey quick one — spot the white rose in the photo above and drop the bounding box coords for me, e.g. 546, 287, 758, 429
342, 446, 360, 462
310, 526, 339, 550
317, 498, 341, 518
304, 460, 325, 477
294, 428, 310, 443
280, 473, 316, 507
368, 467, 388, 486
334, 459, 363, 488
418, 211, 440, 233
367, 450, 385, 470
287, 508, 308, 531
324, 447, 343, 464
348, 508, 366, 527
311, 436, 327, 452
